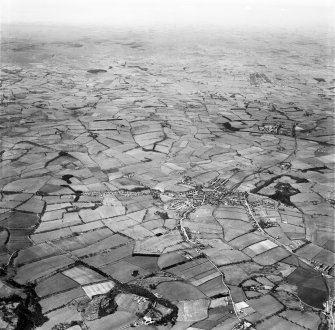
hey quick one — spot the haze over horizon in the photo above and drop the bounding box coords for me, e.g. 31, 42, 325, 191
1, 0, 334, 31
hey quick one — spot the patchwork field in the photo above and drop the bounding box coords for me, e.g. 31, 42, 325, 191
0, 21, 334, 330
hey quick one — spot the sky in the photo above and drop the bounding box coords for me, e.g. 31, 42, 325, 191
1, 0, 334, 29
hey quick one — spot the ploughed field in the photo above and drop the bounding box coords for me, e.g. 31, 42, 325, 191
0, 25, 334, 330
